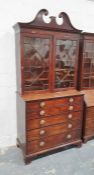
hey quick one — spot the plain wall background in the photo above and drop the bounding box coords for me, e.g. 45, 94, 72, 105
0, 0, 94, 148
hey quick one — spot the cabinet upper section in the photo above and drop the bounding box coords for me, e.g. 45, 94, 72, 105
14, 9, 90, 94
80, 33, 94, 90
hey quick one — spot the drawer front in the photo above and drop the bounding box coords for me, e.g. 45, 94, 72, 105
27, 130, 81, 154
27, 96, 82, 112
85, 128, 94, 136
86, 107, 94, 120
27, 104, 82, 119
26, 111, 82, 130
27, 120, 82, 141
85, 118, 94, 129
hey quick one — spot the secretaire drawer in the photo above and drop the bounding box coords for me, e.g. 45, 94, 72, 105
27, 120, 82, 141
26, 96, 82, 112
26, 111, 82, 130
26, 130, 81, 154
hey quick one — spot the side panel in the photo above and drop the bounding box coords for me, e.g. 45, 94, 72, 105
15, 31, 22, 93
16, 94, 26, 152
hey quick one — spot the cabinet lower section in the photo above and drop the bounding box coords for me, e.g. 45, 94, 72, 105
16, 91, 84, 164
82, 90, 94, 143
83, 107, 94, 142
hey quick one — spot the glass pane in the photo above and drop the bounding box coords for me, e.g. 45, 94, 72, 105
83, 63, 91, 73
91, 60, 94, 72
82, 41, 94, 88
55, 40, 77, 89
90, 79, 94, 87
24, 37, 50, 91
83, 79, 89, 88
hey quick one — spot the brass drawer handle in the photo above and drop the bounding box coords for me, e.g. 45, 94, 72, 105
40, 119, 45, 125
67, 134, 72, 139
31, 30, 37, 34
40, 102, 46, 107
69, 98, 74, 102
40, 110, 45, 115
39, 130, 45, 135
39, 141, 45, 147
69, 106, 74, 111
68, 114, 73, 119
68, 124, 72, 129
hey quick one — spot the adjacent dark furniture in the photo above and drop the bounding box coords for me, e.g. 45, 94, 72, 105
80, 33, 94, 142
82, 90, 94, 142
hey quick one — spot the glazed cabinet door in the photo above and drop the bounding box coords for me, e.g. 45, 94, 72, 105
21, 33, 52, 93
81, 39, 94, 89
21, 32, 80, 93
54, 34, 80, 90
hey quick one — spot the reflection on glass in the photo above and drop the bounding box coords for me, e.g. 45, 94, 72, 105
24, 37, 50, 91
83, 42, 94, 88
55, 40, 77, 89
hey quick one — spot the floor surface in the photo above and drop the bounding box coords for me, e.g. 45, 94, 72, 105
0, 140, 94, 175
